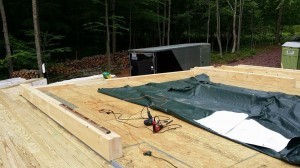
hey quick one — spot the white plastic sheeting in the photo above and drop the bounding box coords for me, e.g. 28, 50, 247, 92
194, 111, 290, 152
0, 78, 26, 88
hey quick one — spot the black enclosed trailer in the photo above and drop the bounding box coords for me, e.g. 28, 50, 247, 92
128, 43, 210, 76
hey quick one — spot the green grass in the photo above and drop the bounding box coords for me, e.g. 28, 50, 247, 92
211, 46, 270, 65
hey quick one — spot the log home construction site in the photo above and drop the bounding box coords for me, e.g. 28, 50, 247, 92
0, 65, 300, 168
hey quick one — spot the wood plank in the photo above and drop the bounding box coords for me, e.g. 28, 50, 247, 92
219, 65, 300, 81
224, 65, 300, 89
237, 64, 300, 72
0, 78, 46, 89
19, 84, 122, 161
0, 100, 60, 167
193, 67, 296, 90
0, 87, 112, 167
1, 90, 115, 167
106, 71, 194, 88
0, 104, 55, 167
192, 68, 300, 95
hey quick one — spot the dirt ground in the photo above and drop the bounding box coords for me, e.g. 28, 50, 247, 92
115, 68, 130, 77
227, 46, 282, 67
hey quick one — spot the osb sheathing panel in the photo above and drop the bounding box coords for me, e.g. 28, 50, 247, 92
35, 66, 300, 167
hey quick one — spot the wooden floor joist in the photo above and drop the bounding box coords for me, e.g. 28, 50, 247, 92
19, 84, 122, 161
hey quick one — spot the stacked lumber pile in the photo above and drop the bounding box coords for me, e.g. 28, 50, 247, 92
48, 52, 129, 76
11, 52, 129, 82
12, 69, 39, 79
48, 63, 78, 76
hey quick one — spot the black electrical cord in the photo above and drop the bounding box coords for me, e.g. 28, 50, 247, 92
99, 107, 171, 122
158, 124, 182, 133
99, 107, 182, 133
100, 107, 181, 167
99, 107, 146, 120
151, 155, 178, 168
98, 109, 147, 129
143, 150, 178, 168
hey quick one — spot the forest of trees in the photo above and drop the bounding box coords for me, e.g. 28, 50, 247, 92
1, 0, 300, 79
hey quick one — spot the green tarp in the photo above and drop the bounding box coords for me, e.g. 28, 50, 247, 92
98, 74, 300, 165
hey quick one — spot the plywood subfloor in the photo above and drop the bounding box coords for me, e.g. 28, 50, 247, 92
1, 66, 299, 168
37, 72, 296, 168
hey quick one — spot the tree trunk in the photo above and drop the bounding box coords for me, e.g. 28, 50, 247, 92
250, 7, 254, 49
226, 30, 232, 53
188, 18, 191, 43
211, 36, 214, 52
167, 0, 171, 45
105, 0, 111, 72
32, 0, 43, 78
129, 0, 132, 49
226, 32, 229, 53
275, 3, 283, 45
187, 2, 191, 43
0, 0, 13, 78
206, 3, 211, 43
231, 0, 237, 53
75, 15, 79, 60
157, 3, 161, 46
237, 0, 244, 51
162, 0, 166, 45
216, 0, 222, 58
111, 0, 116, 53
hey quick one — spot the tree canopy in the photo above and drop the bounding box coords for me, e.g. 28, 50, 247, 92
1, 0, 300, 78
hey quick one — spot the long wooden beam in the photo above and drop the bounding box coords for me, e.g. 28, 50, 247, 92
193, 67, 296, 90
236, 64, 299, 72
231, 65, 300, 78
217, 65, 300, 88
107, 70, 195, 83
19, 84, 122, 161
